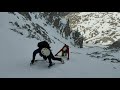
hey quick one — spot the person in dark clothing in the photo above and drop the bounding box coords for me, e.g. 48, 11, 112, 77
31, 41, 64, 67
79, 35, 84, 48
75, 35, 84, 48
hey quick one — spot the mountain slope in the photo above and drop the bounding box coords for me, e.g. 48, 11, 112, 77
9, 12, 120, 46
8, 12, 72, 44
1, 12, 120, 78
66, 12, 120, 45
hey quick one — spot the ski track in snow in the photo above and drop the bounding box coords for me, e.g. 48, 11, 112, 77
0, 12, 120, 78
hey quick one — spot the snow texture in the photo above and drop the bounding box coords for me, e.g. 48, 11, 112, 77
0, 12, 120, 78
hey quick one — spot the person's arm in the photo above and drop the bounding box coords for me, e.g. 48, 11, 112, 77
32, 49, 39, 61
55, 48, 62, 56
67, 46, 69, 60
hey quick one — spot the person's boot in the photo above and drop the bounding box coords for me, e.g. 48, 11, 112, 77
30, 60, 35, 65
60, 58, 64, 64
48, 62, 55, 68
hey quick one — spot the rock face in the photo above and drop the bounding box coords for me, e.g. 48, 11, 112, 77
108, 39, 120, 49
8, 12, 71, 44
8, 12, 120, 47
65, 12, 120, 45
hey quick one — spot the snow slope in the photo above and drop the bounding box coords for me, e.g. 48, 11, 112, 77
1, 12, 120, 78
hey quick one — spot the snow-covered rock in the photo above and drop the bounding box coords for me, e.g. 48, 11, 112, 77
66, 12, 120, 45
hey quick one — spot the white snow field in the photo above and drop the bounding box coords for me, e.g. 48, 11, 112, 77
0, 12, 120, 78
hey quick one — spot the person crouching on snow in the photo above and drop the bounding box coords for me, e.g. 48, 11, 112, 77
55, 44, 69, 60
31, 41, 64, 67
62, 44, 69, 57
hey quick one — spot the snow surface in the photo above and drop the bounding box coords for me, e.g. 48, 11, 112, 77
1, 12, 120, 78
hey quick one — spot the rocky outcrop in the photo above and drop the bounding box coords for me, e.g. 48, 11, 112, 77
8, 12, 71, 44
66, 12, 120, 45
108, 39, 120, 49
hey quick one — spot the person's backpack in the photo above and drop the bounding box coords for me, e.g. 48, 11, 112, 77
37, 41, 50, 49
37, 41, 51, 57
41, 48, 50, 57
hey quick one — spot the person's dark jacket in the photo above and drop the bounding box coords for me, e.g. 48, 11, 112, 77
37, 41, 51, 49
32, 41, 51, 60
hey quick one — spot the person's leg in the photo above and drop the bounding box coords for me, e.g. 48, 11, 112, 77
51, 53, 61, 61
64, 52, 67, 56
64, 50, 68, 56
47, 56, 54, 67
43, 56, 47, 60
50, 52, 64, 64
62, 51, 64, 56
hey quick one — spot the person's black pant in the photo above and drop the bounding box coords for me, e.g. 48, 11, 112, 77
43, 52, 61, 65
